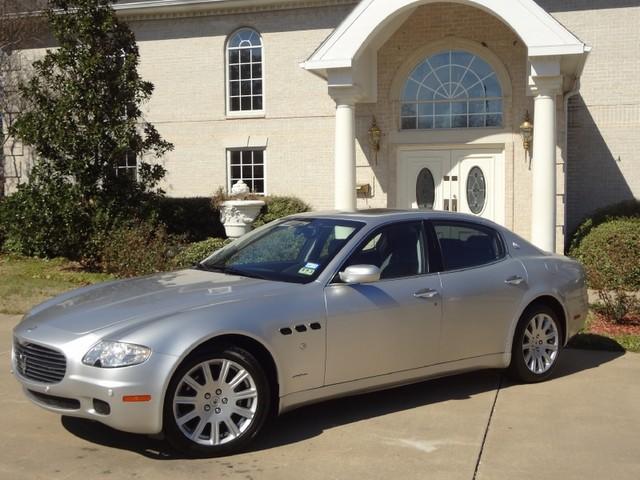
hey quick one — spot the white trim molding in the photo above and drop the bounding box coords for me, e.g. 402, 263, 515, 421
116, 0, 357, 19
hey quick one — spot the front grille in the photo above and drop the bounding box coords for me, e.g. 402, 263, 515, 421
14, 340, 67, 384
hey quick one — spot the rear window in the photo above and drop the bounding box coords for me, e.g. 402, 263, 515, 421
433, 221, 505, 271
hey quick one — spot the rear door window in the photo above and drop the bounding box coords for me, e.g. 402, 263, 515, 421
432, 221, 505, 271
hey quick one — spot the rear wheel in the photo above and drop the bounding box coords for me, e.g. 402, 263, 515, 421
508, 303, 562, 383
163, 346, 271, 457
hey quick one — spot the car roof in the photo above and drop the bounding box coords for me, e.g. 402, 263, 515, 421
289, 209, 543, 257
292, 209, 499, 226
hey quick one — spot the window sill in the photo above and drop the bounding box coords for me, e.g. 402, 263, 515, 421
226, 111, 266, 120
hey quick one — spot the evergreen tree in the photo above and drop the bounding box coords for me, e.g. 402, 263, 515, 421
2, 0, 173, 259
11, 0, 173, 206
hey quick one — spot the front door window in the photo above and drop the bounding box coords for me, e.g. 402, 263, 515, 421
401, 150, 501, 223
466, 166, 487, 214
416, 168, 436, 209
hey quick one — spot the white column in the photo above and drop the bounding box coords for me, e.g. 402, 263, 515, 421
334, 101, 356, 211
531, 89, 557, 252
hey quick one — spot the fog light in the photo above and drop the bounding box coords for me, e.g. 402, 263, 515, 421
93, 398, 111, 415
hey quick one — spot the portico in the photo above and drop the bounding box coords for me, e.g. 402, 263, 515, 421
303, 0, 589, 252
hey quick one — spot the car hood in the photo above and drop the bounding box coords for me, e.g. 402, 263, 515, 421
20, 269, 292, 335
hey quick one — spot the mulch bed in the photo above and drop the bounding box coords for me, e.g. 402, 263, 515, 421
588, 312, 640, 336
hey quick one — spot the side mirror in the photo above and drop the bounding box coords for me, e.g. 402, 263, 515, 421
339, 265, 381, 284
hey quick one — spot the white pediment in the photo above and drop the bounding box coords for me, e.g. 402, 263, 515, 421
304, 0, 588, 72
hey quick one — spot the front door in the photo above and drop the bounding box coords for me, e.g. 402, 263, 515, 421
399, 149, 504, 225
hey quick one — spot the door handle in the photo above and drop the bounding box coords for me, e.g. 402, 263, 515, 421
505, 275, 525, 286
414, 288, 440, 299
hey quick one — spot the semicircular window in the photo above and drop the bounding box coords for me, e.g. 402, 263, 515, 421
466, 166, 486, 214
401, 50, 502, 130
416, 168, 435, 209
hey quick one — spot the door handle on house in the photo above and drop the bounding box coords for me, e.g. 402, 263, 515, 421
414, 288, 440, 299
504, 275, 525, 286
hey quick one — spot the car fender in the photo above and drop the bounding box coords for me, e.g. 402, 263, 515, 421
502, 258, 570, 358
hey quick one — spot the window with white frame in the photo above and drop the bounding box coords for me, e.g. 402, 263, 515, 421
116, 150, 137, 180
227, 28, 263, 113
401, 50, 503, 130
228, 149, 265, 194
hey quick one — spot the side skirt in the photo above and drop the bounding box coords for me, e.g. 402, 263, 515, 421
278, 353, 507, 414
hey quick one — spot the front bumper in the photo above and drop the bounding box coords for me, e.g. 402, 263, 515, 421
11, 337, 178, 435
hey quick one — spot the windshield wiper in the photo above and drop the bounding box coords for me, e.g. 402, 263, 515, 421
194, 263, 224, 273
224, 267, 267, 280
195, 263, 266, 280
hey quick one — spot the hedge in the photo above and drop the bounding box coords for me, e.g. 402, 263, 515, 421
173, 237, 231, 268
569, 199, 640, 253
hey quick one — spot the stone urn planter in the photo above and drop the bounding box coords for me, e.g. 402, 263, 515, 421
219, 181, 265, 239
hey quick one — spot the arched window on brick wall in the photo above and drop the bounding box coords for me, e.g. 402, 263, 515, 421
227, 28, 264, 114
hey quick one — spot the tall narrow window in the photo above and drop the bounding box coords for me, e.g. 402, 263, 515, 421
227, 28, 263, 113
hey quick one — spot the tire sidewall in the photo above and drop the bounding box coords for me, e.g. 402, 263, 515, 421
163, 346, 272, 457
509, 304, 563, 383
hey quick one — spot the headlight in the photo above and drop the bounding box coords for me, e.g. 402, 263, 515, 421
82, 341, 151, 368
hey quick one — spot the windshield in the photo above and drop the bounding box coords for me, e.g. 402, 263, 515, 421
200, 218, 364, 284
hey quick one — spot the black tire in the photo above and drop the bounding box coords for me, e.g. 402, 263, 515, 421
508, 303, 563, 383
163, 346, 272, 457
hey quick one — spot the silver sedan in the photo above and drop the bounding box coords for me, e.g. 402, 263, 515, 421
12, 210, 588, 456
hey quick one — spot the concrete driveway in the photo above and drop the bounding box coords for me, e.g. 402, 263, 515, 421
1, 313, 638, 480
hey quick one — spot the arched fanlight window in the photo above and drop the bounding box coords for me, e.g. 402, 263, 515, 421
227, 28, 263, 113
401, 50, 502, 130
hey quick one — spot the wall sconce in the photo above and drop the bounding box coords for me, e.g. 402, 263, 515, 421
368, 117, 382, 152
520, 111, 533, 153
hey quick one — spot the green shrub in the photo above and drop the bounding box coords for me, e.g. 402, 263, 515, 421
253, 196, 311, 228
571, 218, 640, 323
569, 199, 640, 253
173, 237, 231, 268
0, 181, 91, 258
156, 197, 225, 241
100, 220, 184, 277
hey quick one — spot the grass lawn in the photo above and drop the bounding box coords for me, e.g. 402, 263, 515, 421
0, 255, 112, 315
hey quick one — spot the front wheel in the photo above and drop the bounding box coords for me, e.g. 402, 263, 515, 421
508, 303, 563, 383
163, 346, 271, 457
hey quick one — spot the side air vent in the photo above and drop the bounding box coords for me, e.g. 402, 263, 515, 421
309, 322, 322, 330
279, 328, 293, 336
295, 325, 307, 333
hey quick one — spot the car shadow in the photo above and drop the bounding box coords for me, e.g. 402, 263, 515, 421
61, 347, 624, 459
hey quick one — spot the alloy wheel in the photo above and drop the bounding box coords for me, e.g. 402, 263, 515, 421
172, 358, 258, 446
522, 313, 559, 375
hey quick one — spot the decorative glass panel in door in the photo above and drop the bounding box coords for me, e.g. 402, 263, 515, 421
416, 168, 435, 209
466, 166, 486, 214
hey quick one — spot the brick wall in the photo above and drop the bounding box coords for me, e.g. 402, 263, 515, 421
537, 1, 640, 237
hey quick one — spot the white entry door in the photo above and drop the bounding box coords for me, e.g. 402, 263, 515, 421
399, 149, 504, 224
